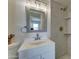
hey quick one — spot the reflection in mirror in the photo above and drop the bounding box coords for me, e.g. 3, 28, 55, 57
26, 8, 47, 32
30, 10, 41, 31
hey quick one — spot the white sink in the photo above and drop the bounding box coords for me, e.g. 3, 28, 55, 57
28, 39, 47, 45
30, 41, 46, 45
24, 40, 49, 48
18, 39, 55, 52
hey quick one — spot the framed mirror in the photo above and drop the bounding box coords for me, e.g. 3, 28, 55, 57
25, 7, 47, 32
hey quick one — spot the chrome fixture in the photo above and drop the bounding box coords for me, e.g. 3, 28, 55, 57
35, 33, 40, 40
26, 0, 48, 12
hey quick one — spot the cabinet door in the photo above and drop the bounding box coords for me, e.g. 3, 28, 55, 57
29, 55, 40, 59
41, 52, 54, 59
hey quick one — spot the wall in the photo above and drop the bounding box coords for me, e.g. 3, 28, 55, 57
65, 5, 71, 55
8, 0, 15, 34
51, 1, 67, 59
14, 0, 51, 42
14, 0, 27, 42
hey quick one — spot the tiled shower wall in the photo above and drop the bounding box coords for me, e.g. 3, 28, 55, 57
51, 0, 67, 59
51, 0, 71, 59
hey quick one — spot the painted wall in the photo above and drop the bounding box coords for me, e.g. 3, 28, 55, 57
8, 0, 15, 34
51, 1, 67, 59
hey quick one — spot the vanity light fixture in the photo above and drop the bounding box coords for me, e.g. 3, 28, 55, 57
26, 0, 48, 12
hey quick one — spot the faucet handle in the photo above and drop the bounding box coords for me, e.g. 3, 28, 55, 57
36, 33, 41, 40
36, 33, 39, 36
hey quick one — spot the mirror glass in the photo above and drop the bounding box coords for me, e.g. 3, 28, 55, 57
26, 8, 47, 32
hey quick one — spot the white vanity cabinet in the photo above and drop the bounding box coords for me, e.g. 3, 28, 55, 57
18, 39, 55, 59
28, 51, 54, 59
41, 52, 54, 59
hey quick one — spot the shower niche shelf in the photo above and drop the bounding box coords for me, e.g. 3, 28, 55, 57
64, 32, 71, 36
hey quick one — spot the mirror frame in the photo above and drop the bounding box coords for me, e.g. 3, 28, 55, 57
25, 6, 47, 33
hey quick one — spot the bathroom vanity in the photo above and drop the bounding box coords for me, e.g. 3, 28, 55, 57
18, 39, 55, 59
15, 0, 53, 59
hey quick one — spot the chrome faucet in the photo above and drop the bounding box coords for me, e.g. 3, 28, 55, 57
35, 33, 40, 40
